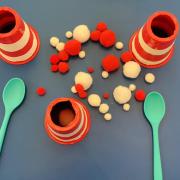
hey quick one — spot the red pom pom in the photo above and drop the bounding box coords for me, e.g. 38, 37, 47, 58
58, 50, 69, 61
51, 64, 58, 72
87, 67, 94, 73
75, 84, 87, 99
96, 22, 107, 32
75, 84, 84, 92
135, 90, 146, 102
36, 87, 46, 96
103, 93, 110, 99
64, 40, 81, 56
58, 62, 69, 74
50, 54, 60, 64
100, 30, 116, 48
120, 51, 133, 63
102, 54, 120, 72
79, 91, 87, 99
90, 30, 101, 41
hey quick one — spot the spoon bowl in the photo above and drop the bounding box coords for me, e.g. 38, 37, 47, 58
3, 78, 25, 111
144, 91, 166, 126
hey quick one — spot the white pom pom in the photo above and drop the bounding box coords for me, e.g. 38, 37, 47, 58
104, 113, 112, 121
79, 51, 86, 59
99, 103, 109, 114
73, 25, 90, 43
113, 85, 132, 104
123, 61, 141, 79
115, 41, 124, 50
145, 73, 155, 84
71, 86, 77, 93
56, 42, 65, 51
88, 94, 101, 107
65, 31, 73, 39
129, 84, 136, 91
123, 103, 130, 111
50, 36, 59, 47
75, 72, 93, 90
102, 71, 109, 79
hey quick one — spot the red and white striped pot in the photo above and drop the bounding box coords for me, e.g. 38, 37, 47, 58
44, 98, 91, 145
129, 11, 179, 68
0, 7, 40, 65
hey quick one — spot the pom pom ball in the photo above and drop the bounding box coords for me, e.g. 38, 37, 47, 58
102, 54, 120, 72
58, 62, 69, 74
90, 30, 101, 41
134, 89, 146, 102
73, 25, 90, 43
64, 40, 81, 56
100, 30, 116, 48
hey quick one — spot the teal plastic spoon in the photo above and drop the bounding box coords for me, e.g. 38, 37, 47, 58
144, 91, 166, 180
0, 78, 26, 154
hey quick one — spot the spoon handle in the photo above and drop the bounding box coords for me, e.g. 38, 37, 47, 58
0, 112, 11, 154
152, 126, 163, 180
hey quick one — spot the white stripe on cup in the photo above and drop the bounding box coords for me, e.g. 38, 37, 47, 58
138, 27, 174, 56
0, 22, 30, 52
48, 102, 88, 143
0, 30, 37, 62
132, 36, 172, 65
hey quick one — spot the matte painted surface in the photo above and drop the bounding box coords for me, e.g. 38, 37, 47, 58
0, 0, 180, 180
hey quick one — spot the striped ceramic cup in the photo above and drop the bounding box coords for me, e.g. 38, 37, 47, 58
0, 6, 40, 65
44, 98, 91, 145
129, 11, 179, 68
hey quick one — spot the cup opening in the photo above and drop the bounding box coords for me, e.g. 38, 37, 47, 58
151, 15, 175, 38
50, 101, 76, 127
0, 10, 16, 34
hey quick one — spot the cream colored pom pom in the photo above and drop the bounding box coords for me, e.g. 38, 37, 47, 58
88, 94, 101, 107
113, 85, 132, 104
104, 113, 112, 121
65, 31, 73, 38
71, 86, 77, 93
79, 51, 86, 59
50, 36, 59, 47
145, 73, 155, 84
102, 71, 109, 79
75, 72, 93, 90
123, 103, 130, 111
123, 61, 141, 79
73, 25, 90, 43
129, 84, 136, 91
99, 103, 109, 114
56, 42, 65, 51
115, 41, 124, 50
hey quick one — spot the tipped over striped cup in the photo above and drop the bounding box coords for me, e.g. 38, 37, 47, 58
44, 98, 91, 145
129, 11, 179, 68
0, 6, 40, 65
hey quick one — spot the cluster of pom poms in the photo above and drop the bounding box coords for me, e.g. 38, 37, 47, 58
49, 24, 91, 74
49, 39, 83, 74
49, 22, 156, 117
49, 22, 121, 75
90, 22, 116, 48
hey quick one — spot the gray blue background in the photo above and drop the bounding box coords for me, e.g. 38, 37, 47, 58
0, 0, 180, 179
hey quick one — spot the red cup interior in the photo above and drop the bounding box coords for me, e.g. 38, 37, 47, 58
50, 100, 76, 127
0, 10, 16, 34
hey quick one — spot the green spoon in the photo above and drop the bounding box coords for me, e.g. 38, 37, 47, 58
0, 78, 26, 154
144, 91, 166, 180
